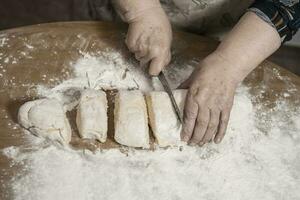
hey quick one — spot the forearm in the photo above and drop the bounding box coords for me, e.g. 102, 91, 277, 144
206, 11, 281, 84
111, 0, 161, 22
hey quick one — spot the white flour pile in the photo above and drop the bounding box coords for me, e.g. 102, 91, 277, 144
2, 51, 300, 200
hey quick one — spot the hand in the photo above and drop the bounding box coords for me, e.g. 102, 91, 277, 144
125, 6, 172, 75
180, 52, 240, 146
180, 12, 281, 146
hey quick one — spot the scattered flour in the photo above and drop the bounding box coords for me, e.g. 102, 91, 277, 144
36, 51, 193, 111
36, 52, 153, 111
1, 51, 300, 200
0, 36, 9, 47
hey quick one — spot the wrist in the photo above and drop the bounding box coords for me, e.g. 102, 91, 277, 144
204, 12, 281, 85
201, 51, 245, 86
113, 0, 162, 23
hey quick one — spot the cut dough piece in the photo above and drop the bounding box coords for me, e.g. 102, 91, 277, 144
146, 89, 187, 147
18, 98, 72, 145
76, 89, 107, 142
114, 90, 150, 148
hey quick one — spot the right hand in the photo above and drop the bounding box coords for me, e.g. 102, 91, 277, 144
125, 6, 172, 76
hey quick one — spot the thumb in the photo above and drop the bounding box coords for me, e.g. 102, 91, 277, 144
148, 56, 165, 76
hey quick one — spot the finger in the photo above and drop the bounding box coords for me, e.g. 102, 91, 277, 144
148, 56, 165, 76
125, 30, 140, 52
214, 110, 231, 144
136, 34, 148, 58
139, 54, 152, 66
189, 107, 209, 145
181, 92, 198, 142
200, 109, 220, 144
135, 49, 148, 61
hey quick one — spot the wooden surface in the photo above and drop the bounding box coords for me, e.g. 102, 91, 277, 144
0, 21, 299, 197
269, 45, 300, 76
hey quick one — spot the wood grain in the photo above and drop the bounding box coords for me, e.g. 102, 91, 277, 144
0, 21, 299, 198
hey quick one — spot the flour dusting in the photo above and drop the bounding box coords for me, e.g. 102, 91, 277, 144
2, 52, 300, 200
36, 51, 193, 111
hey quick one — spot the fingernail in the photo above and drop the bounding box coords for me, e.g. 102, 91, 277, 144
189, 142, 197, 146
199, 142, 204, 146
215, 138, 221, 144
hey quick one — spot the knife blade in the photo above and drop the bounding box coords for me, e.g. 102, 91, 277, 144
157, 71, 183, 124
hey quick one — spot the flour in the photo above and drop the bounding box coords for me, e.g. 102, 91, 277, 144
0, 36, 8, 47
3, 86, 300, 200
36, 52, 152, 111
2, 52, 300, 200
36, 51, 193, 111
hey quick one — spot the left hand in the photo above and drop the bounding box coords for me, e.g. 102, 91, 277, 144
180, 52, 240, 146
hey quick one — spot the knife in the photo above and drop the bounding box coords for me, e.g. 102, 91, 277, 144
157, 71, 183, 124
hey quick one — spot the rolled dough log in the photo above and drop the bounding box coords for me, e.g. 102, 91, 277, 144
114, 90, 150, 148
146, 89, 187, 147
76, 89, 107, 142
18, 98, 72, 145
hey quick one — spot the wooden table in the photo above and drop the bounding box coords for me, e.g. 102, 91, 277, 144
0, 22, 299, 198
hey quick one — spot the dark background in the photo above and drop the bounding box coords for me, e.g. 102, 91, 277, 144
0, 0, 299, 75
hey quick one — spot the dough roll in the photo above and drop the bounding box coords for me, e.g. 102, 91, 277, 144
146, 89, 187, 147
76, 89, 108, 143
18, 98, 72, 145
114, 90, 150, 148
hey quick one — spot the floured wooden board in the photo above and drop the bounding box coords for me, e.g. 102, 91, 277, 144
0, 22, 300, 199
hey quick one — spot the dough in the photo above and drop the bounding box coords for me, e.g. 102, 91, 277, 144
114, 90, 150, 148
146, 89, 187, 147
76, 89, 107, 142
18, 98, 72, 145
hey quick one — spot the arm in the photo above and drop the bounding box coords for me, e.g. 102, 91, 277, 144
181, 11, 282, 145
112, 0, 172, 75
182, 0, 300, 145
